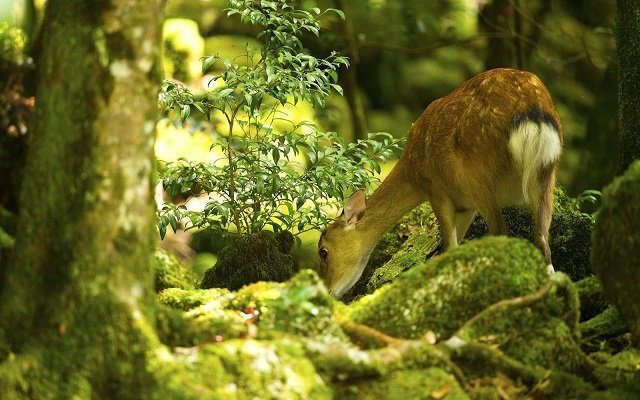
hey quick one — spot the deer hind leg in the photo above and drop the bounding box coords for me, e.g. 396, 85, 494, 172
454, 208, 477, 243
529, 164, 556, 274
431, 196, 460, 249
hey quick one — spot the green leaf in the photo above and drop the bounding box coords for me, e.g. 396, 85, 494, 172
326, 8, 345, 19
180, 104, 191, 122
202, 55, 217, 73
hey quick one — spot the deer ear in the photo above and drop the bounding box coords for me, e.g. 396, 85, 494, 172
342, 190, 366, 227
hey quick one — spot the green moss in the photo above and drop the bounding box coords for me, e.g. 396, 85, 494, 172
156, 303, 248, 347
332, 367, 468, 399
154, 248, 199, 292
591, 160, 640, 342
576, 276, 608, 321
365, 228, 441, 296
157, 270, 346, 347
157, 287, 229, 310
580, 306, 629, 354
592, 348, 640, 397
0, 293, 163, 399
157, 285, 248, 348
466, 186, 593, 281
347, 236, 548, 339
448, 272, 588, 374
149, 339, 332, 399
232, 270, 348, 343
200, 231, 295, 291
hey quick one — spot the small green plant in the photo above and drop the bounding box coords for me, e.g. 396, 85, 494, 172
157, 0, 404, 240
573, 189, 602, 221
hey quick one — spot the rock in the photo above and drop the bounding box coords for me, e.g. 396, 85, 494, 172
346, 236, 549, 340
152, 338, 333, 399
200, 230, 295, 291
332, 367, 469, 399
154, 248, 199, 292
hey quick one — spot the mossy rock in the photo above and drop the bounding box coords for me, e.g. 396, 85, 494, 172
154, 248, 199, 292
466, 186, 593, 281
580, 306, 629, 354
156, 302, 248, 347
591, 348, 640, 398
156, 287, 245, 347
575, 276, 609, 322
157, 287, 230, 311
346, 236, 549, 340
159, 269, 345, 346
364, 226, 440, 298
331, 367, 468, 400
200, 230, 295, 291
150, 339, 333, 399
231, 269, 347, 343
591, 160, 640, 343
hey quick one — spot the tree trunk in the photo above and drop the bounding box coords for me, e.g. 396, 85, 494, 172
334, 0, 368, 141
0, 0, 165, 396
615, 0, 640, 174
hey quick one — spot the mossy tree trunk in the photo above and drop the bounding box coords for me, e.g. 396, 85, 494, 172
0, 0, 165, 397
616, 0, 640, 175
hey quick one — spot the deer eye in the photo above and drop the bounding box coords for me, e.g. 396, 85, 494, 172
319, 248, 329, 260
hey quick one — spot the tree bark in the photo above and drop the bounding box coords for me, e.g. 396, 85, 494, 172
334, 0, 368, 141
0, 0, 165, 396
615, 0, 640, 174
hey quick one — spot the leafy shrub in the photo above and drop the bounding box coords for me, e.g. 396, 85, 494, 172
158, 0, 403, 240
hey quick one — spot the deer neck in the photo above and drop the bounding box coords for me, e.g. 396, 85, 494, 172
357, 159, 425, 247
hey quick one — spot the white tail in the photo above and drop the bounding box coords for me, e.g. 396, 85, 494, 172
319, 68, 563, 299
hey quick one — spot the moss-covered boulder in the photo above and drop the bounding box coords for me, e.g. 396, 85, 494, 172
591, 160, 640, 344
226, 269, 349, 343
154, 248, 199, 292
159, 269, 346, 346
157, 287, 228, 311
346, 236, 549, 339
149, 338, 333, 399
580, 305, 629, 354
575, 276, 609, 321
156, 286, 246, 347
332, 367, 468, 400
200, 230, 295, 291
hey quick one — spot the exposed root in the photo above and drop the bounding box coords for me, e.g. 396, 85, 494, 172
334, 320, 467, 386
